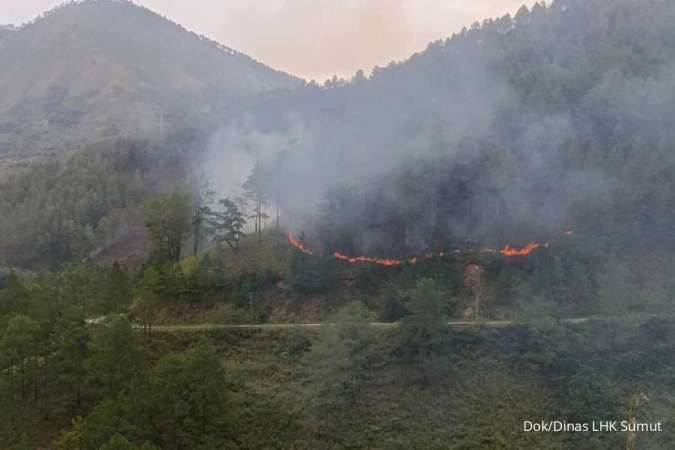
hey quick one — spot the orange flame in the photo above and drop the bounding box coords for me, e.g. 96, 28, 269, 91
289, 229, 568, 264
500, 242, 540, 257
287, 232, 313, 255
334, 251, 403, 267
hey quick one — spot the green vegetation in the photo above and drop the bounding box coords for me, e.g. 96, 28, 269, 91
3, 313, 667, 449
1, 0, 674, 448
0, 255, 672, 448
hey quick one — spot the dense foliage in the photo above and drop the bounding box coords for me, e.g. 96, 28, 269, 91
0, 136, 198, 268
260, 0, 675, 261
0, 0, 674, 448
1, 272, 671, 449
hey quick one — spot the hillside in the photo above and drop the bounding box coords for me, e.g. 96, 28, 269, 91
1, 0, 675, 448
242, 0, 675, 257
0, 0, 301, 158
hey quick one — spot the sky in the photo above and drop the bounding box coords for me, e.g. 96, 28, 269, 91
1, 0, 528, 80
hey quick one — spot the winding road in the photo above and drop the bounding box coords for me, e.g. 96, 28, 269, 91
144, 316, 604, 332
86, 314, 664, 333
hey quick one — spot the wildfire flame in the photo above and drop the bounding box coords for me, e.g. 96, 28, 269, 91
334, 251, 403, 267
288, 230, 574, 265
499, 242, 540, 257
287, 232, 313, 255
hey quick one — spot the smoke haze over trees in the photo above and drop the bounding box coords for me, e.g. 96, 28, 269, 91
207, 0, 675, 260
0, 0, 674, 448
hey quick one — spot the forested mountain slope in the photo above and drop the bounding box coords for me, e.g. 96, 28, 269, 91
0, 0, 301, 158
246, 0, 675, 257
3, 0, 675, 271
1, 1, 675, 448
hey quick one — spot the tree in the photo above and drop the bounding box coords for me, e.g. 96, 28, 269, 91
87, 316, 143, 396
132, 267, 162, 339
100, 434, 136, 450
290, 250, 339, 295
242, 163, 270, 243
100, 263, 132, 314
0, 271, 30, 321
145, 339, 232, 449
0, 314, 42, 403
144, 190, 193, 263
79, 396, 139, 449
53, 306, 90, 411
191, 184, 215, 257
207, 197, 246, 253
396, 279, 448, 381
351, 69, 367, 84
54, 417, 86, 450
304, 302, 375, 426
59, 264, 99, 315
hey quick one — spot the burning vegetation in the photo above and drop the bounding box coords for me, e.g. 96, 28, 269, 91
288, 232, 569, 266
287, 232, 313, 255
499, 242, 541, 257
334, 251, 404, 267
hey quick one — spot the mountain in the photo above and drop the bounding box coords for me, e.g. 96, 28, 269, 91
0, 0, 301, 158
237, 0, 675, 255
3, 0, 675, 268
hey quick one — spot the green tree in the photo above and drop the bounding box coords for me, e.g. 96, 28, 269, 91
100, 434, 136, 450
0, 271, 30, 321
80, 396, 139, 449
100, 263, 132, 314
88, 316, 143, 397
59, 264, 100, 315
144, 190, 193, 262
191, 184, 215, 257
396, 279, 448, 381
53, 306, 90, 411
145, 339, 232, 449
290, 252, 339, 295
54, 417, 86, 450
99, 434, 160, 450
304, 302, 375, 425
242, 163, 270, 243
0, 314, 42, 403
207, 197, 246, 253
132, 267, 162, 339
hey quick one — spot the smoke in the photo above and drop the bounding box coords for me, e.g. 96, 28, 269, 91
199, 0, 675, 255
201, 115, 305, 200
199, 32, 562, 248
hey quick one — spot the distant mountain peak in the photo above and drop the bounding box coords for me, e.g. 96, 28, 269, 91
0, 0, 301, 158
27, 0, 246, 57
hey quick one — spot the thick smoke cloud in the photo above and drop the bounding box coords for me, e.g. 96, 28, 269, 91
200, 0, 675, 256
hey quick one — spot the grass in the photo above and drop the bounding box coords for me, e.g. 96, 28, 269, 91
137, 317, 674, 449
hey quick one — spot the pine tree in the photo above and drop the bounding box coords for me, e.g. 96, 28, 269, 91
87, 317, 143, 396
242, 163, 270, 243
207, 198, 246, 253
397, 279, 447, 382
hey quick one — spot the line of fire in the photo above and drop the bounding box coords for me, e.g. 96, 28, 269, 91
287, 231, 575, 267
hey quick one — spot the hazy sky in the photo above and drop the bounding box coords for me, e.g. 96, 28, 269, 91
2, 0, 527, 80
